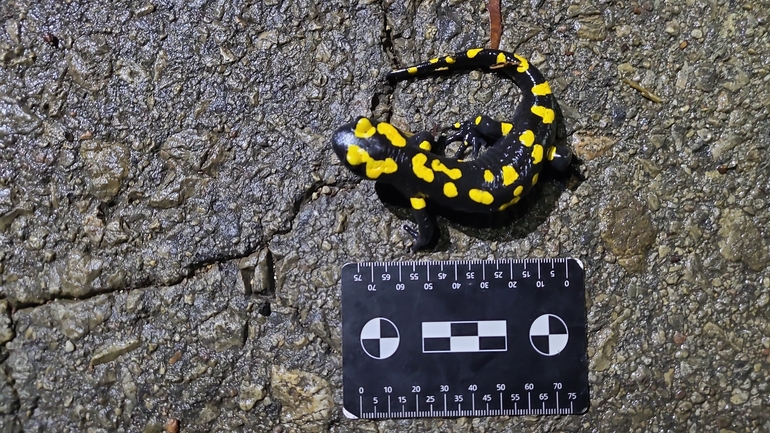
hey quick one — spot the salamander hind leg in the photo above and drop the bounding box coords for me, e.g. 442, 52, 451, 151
445, 121, 487, 160
546, 143, 573, 172
445, 115, 515, 159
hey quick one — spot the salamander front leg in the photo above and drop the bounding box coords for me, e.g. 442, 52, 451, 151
406, 130, 438, 153
403, 197, 436, 252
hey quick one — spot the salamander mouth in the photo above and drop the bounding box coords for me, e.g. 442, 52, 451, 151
330, 124, 356, 162
331, 124, 371, 179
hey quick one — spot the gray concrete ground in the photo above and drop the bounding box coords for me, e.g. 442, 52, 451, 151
0, 0, 768, 431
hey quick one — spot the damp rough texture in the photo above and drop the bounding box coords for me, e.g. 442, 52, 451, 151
0, 0, 768, 431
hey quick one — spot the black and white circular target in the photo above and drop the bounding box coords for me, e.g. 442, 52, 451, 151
360, 317, 400, 360
529, 314, 569, 356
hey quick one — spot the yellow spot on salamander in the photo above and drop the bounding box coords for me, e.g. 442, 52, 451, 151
419, 140, 432, 151
531, 82, 552, 96
354, 118, 376, 138
445, 56, 455, 64
547, 145, 557, 161
412, 153, 434, 183
410, 197, 426, 210
407, 67, 418, 74
532, 173, 539, 185
429, 58, 439, 64
467, 48, 483, 58
484, 170, 495, 183
454, 122, 462, 129
376, 122, 406, 147
496, 52, 506, 64
519, 130, 535, 147
514, 185, 524, 196
346, 145, 398, 179
475, 116, 483, 125
469, 188, 494, 205
502, 165, 519, 186
501, 122, 513, 135
431, 160, 462, 180
531, 105, 555, 124
367, 159, 397, 178
443, 182, 458, 198
513, 54, 529, 73
498, 196, 521, 211
532, 144, 544, 164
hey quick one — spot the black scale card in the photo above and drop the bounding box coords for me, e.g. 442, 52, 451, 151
341, 258, 588, 419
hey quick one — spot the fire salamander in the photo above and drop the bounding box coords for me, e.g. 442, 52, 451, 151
331, 48, 573, 251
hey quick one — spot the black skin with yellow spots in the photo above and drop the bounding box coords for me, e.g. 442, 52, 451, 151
331, 48, 573, 251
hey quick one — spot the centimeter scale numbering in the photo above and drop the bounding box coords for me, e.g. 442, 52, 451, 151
354, 381, 579, 419
341, 258, 589, 420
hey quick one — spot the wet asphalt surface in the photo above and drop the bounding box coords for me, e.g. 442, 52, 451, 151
0, 0, 768, 432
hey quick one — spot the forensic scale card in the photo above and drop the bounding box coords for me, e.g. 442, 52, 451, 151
341, 258, 589, 419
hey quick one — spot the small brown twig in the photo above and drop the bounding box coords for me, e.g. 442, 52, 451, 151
487, 0, 502, 49
622, 78, 664, 103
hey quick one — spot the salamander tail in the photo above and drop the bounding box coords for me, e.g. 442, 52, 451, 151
387, 49, 524, 81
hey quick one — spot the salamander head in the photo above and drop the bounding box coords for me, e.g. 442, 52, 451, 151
331, 117, 400, 181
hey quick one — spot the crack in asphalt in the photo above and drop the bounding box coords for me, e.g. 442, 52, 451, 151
373, 5, 398, 124
0, 4, 399, 424
0, 176, 337, 419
